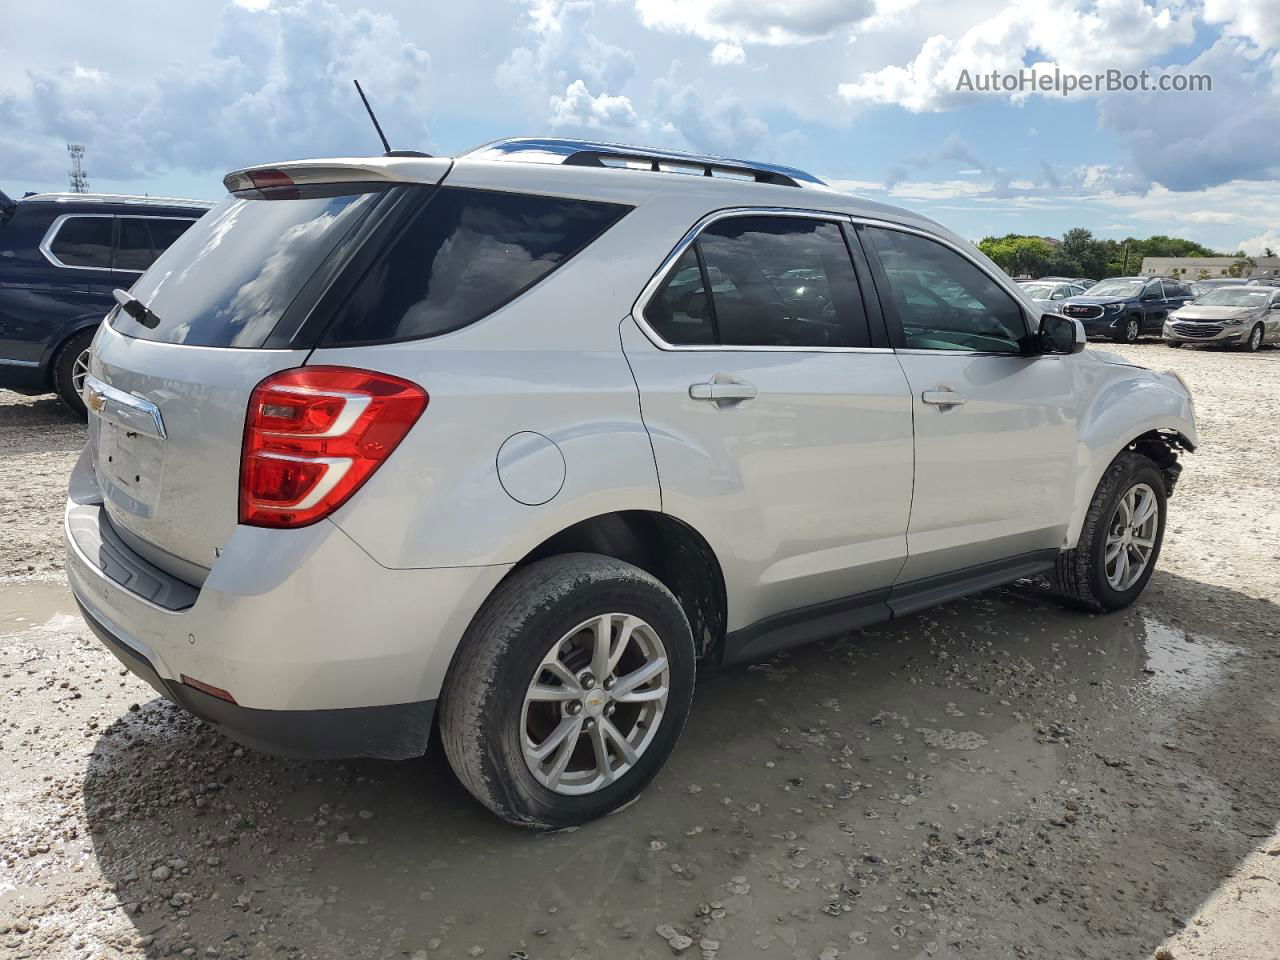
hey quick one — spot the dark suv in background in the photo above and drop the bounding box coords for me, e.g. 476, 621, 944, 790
1058, 276, 1194, 343
0, 189, 211, 415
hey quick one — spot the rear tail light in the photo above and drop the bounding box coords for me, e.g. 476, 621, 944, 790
240, 366, 427, 528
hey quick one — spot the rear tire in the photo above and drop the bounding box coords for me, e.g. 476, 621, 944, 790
439, 553, 696, 828
1054, 451, 1167, 613
52, 329, 95, 419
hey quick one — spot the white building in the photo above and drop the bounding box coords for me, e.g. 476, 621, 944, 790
1139, 256, 1280, 280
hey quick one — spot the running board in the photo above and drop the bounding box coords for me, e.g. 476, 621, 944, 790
721, 549, 1059, 667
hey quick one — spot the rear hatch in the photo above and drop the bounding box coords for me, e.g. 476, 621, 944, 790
87, 159, 450, 584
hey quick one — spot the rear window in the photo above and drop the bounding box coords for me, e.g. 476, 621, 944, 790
111, 188, 388, 347
319, 187, 629, 346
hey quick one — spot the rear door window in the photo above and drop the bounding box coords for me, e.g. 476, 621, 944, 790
643, 247, 715, 344
114, 217, 199, 272
115, 218, 154, 271
49, 216, 112, 269
697, 217, 871, 348
320, 187, 630, 346
111, 189, 388, 347
146, 218, 197, 255
643, 215, 872, 348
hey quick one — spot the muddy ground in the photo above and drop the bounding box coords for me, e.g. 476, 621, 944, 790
2, 342, 1279, 960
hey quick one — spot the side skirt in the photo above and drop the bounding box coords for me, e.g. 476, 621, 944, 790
720, 549, 1059, 668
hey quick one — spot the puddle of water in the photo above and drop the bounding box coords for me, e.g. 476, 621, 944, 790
0, 580, 77, 636
1140, 615, 1231, 695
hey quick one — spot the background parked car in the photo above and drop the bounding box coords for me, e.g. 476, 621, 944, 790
1059, 276, 1194, 342
1037, 275, 1096, 289
1188, 277, 1250, 297
0, 190, 212, 416
1165, 285, 1280, 351
1018, 280, 1088, 313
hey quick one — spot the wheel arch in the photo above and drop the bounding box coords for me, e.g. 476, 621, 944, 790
43, 316, 103, 386
1066, 424, 1194, 549
511, 510, 728, 662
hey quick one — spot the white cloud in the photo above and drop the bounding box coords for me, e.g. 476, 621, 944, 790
1, 0, 432, 184
549, 79, 639, 128
1094, 37, 1280, 191
653, 65, 770, 155
710, 42, 746, 65
1202, 0, 1280, 50
499, 0, 635, 125
634, 0, 876, 45
1238, 230, 1280, 255
71, 64, 106, 82
838, 0, 1196, 112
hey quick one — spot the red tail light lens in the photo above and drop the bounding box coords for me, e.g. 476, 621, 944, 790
240, 367, 427, 528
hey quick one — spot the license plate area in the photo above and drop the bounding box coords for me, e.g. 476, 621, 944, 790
95, 419, 166, 519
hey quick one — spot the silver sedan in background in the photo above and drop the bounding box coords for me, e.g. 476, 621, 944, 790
1165, 285, 1280, 351
1018, 280, 1087, 314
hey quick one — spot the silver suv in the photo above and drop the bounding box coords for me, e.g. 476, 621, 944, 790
67, 138, 1197, 827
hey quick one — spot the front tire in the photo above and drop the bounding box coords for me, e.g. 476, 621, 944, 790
1164, 340, 1184, 348
1243, 323, 1264, 352
439, 553, 696, 828
1054, 451, 1167, 612
52, 329, 95, 419
1116, 317, 1140, 343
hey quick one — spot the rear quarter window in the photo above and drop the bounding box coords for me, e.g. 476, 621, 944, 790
319, 187, 630, 346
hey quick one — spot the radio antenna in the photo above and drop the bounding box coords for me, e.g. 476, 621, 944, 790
353, 79, 392, 154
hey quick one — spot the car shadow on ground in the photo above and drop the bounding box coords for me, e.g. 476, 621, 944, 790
82, 569, 1280, 959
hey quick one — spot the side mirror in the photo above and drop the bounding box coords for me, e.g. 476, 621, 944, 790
1141, 292, 1159, 301
1038, 312, 1085, 355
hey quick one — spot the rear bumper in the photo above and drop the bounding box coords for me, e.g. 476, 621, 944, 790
65, 446, 513, 759
77, 596, 436, 759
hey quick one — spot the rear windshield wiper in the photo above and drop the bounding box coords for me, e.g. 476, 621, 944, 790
112, 289, 161, 329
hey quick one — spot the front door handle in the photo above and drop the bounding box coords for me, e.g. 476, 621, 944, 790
921, 389, 966, 407
689, 378, 758, 402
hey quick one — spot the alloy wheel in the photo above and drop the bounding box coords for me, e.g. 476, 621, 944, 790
1249, 325, 1263, 351
1104, 482, 1158, 591
1125, 319, 1139, 342
71, 348, 91, 397
521, 613, 669, 795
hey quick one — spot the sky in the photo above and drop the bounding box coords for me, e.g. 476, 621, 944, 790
2, 0, 1278, 253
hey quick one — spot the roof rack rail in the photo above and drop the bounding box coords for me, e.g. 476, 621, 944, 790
460, 137, 826, 189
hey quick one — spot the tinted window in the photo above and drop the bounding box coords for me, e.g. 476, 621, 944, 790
147, 218, 197, 256
695, 217, 870, 348
50, 217, 112, 269
865, 227, 1026, 353
112, 190, 385, 347
321, 188, 629, 346
115, 218, 154, 271
644, 247, 715, 344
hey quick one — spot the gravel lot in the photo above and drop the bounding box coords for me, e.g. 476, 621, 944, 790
2, 342, 1279, 960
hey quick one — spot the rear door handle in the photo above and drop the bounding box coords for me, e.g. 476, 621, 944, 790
921, 389, 965, 407
690, 378, 758, 402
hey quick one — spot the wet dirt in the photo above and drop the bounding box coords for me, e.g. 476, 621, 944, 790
2, 343, 1279, 959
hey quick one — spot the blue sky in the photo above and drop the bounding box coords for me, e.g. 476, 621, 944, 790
3, 0, 1278, 252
